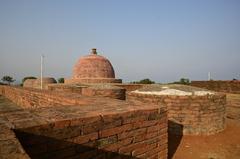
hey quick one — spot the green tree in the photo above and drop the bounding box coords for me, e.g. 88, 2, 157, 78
130, 78, 155, 84
179, 78, 190, 85
58, 78, 64, 83
1, 76, 15, 85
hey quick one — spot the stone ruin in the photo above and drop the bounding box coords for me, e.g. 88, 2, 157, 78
0, 49, 227, 159
23, 77, 57, 89
65, 48, 122, 84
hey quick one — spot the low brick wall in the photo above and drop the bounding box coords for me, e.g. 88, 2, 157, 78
81, 87, 126, 100
113, 84, 144, 92
23, 78, 57, 90
23, 79, 36, 88
226, 93, 240, 120
48, 83, 144, 93
0, 85, 126, 109
0, 91, 168, 159
191, 80, 240, 94
16, 107, 167, 159
128, 92, 226, 135
0, 86, 81, 108
47, 84, 85, 93
65, 78, 122, 84
48, 84, 127, 100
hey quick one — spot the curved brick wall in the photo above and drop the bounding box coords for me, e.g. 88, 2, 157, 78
23, 77, 57, 89
191, 80, 240, 94
23, 79, 36, 88
128, 92, 226, 135
82, 86, 126, 100
34, 77, 57, 89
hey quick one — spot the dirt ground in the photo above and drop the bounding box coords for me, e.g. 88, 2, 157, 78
169, 119, 240, 159
168, 93, 240, 159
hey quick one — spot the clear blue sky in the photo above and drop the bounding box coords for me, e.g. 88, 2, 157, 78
0, 0, 240, 83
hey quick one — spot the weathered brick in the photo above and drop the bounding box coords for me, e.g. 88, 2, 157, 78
119, 143, 147, 155
118, 127, 147, 140
97, 135, 118, 148
102, 137, 133, 152
132, 143, 157, 156
99, 124, 132, 138
70, 132, 98, 144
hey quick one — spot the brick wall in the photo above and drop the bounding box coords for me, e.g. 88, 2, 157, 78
191, 80, 240, 94
47, 84, 126, 100
65, 78, 122, 84
15, 106, 167, 159
0, 86, 126, 108
226, 93, 240, 120
81, 87, 126, 100
128, 92, 226, 135
0, 86, 168, 159
23, 79, 36, 88
47, 84, 84, 93
113, 84, 144, 92
0, 86, 79, 108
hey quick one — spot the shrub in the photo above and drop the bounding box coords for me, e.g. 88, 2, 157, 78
58, 78, 64, 83
130, 78, 155, 84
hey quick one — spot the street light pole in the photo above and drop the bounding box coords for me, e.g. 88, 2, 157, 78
41, 54, 44, 89
208, 72, 211, 81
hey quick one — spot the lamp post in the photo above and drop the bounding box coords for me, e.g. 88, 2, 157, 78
40, 54, 44, 89
208, 72, 211, 81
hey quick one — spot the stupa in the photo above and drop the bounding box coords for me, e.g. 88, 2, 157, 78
65, 48, 122, 84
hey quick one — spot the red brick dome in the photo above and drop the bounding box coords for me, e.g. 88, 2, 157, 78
73, 49, 115, 79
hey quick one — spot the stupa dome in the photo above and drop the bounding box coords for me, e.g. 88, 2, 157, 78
66, 48, 122, 84
73, 48, 115, 79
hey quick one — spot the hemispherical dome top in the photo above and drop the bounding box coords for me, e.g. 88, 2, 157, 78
73, 49, 115, 79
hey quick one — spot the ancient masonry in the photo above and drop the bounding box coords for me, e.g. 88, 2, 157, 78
0, 49, 227, 159
23, 77, 57, 89
191, 80, 240, 94
128, 85, 226, 135
65, 48, 122, 84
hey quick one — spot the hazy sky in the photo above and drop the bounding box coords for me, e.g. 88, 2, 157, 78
0, 0, 240, 83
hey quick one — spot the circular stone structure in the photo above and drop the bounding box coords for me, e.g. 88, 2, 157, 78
65, 48, 122, 84
34, 77, 57, 86
24, 77, 57, 89
23, 79, 37, 88
128, 84, 226, 135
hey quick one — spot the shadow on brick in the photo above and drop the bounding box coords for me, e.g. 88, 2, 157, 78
167, 120, 183, 159
14, 130, 138, 159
